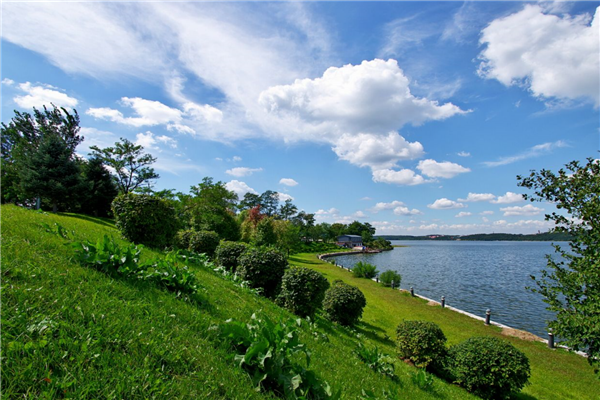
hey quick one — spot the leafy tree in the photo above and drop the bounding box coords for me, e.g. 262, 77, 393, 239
517, 158, 600, 374
347, 221, 376, 242
255, 217, 277, 247
1, 105, 83, 205
183, 177, 240, 241
239, 192, 261, 211
90, 137, 159, 194
279, 198, 298, 221
293, 211, 316, 240
259, 190, 279, 217
80, 157, 118, 217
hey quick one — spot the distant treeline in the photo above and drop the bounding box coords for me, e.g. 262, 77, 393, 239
377, 232, 573, 242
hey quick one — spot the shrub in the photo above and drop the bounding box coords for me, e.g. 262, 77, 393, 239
447, 336, 530, 399
352, 261, 379, 279
112, 193, 179, 248
323, 280, 367, 326
395, 320, 447, 369
215, 240, 249, 271
379, 270, 401, 288
277, 267, 330, 317
237, 247, 288, 298
175, 229, 220, 257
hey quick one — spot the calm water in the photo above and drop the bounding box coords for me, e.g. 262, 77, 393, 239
331, 241, 565, 338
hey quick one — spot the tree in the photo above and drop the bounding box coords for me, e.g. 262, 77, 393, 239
20, 134, 86, 212
90, 138, 159, 194
259, 190, 279, 217
517, 158, 600, 374
239, 192, 261, 211
279, 198, 298, 221
1, 105, 83, 205
80, 157, 118, 217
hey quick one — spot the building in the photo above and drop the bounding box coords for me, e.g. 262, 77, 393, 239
336, 235, 363, 248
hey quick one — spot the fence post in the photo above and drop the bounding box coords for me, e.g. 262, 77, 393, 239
441, 296, 445, 308
410, 287, 414, 297
548, 329, 555, 349
485, 309, 491, 325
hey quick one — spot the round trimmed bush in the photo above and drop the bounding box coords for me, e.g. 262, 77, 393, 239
379, 270, 401, 288
277, 267, 330, 317
175, 229, 220, 256
215, 241, 249, 271
237, 247, 288, 298
447, 336, 530, 399
112, 193, 179, 248
395, 320, 447, 368
323, 280, 366, 326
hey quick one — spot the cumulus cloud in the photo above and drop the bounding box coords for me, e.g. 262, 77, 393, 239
428, 198, 466, 210
459, 193, 496, 202
88, 97, 182, 127
416, 159, 470, 179
455, 211, 472, 218
372, 169, 427, 186
484, 140, 569, 167
479, 5, 600, 106
500, 204, 544, 216
492, 192, 525, 204
226, 180, 257, 197
135, 131, 177, 151
278, 192, 294, 202
260, 59, 467, 182
480, 211, 495, 216
13, 82, 78, 109
225, 167, 263, 177
2, 78, 15, 86
371, 200, 406, 213
279, 178, 299, 187
457, 151, 471, 157
394, 206, 422, 216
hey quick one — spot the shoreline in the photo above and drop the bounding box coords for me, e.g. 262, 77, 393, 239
317, 251, 588, 358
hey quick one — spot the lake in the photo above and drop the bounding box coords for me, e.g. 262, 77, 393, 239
330, 240, 566, 338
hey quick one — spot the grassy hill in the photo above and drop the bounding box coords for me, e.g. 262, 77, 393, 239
2, 205, 598, 399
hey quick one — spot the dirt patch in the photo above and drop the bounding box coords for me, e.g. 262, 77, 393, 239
501, 327, 545, 342
426, 301, 440, 307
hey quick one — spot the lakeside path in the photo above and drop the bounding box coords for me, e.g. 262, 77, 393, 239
290, 252, 600, 400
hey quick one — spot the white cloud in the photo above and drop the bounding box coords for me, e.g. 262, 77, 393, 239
2, 78, 15, 86
480, 211, 495, 216
183, 102, 223, 123
13, 82, 78, 109
232, 156, 242, 162
479, 5, 600, 106
428, 198, 466, 210
371, 200, 406, 213
394, 206, 422, 216
135, 131, 177, 151
455, 212, 472, 218
277, 192, 294, 202
279, 178, 299, 187
493, 192, 525, 204
484, 140, 568, 167
457, 151, 471, 157
78, 127, 118, 154
459, 193, 496, 202
501, 204, 544, 217
353, 211, 366, 218
226, 180, 257, 197
260, 59, 467, 179
88, 97, 183, 127
416, 159, 470, 179
167, 124, 196, 135
372, 169, 427, 186
225, 167, 263, 177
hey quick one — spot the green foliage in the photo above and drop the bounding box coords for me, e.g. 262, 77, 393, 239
367, 238, 393, 251
277, 267, 330, 318
112, 193, 179, 249
40, 222, 75, 240
411, 369, 434, 391
215, 240, 249, 271
447, 336, 530, 399
80, 156, 118, 217
518, 158, 600, 372
352, 261, 379, 279
354, 342, 396, 380
71, 235, 200, 296
346, 221, 376, 242
379, 270, 401, 288
175, 229, 220, 257
395, 320, 447, 369
238, 246, 288, 298
217, 313, 338, 399
90, 137, 159, 194
255, 217, 278, 246
323, 280, 367, 326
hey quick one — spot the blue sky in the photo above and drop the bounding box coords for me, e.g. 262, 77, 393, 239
2, 1, 598, 235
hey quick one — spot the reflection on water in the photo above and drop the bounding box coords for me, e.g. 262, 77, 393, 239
331, 240, 564, 338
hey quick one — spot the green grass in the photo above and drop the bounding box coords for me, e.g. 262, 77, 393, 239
289, 253, 600, 400
2, 204, 597, 399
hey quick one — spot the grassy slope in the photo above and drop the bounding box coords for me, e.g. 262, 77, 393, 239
1, 205, 597, 399
290, 254, 600, 400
